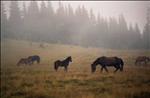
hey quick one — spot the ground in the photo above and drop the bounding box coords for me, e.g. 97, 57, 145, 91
1, 39, 150, 98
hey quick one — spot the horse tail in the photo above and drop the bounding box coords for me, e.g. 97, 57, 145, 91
37, 56, 40, 64
135, 60, 137, 65
54, 61, 58, 71
120, 58, 124, 71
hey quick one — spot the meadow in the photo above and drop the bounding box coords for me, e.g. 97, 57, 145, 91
1, 39, 150, 98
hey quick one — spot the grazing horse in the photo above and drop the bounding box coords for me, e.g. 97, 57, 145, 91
135, 56, 150, 65
28, 55, 40, 65
54, 56, 72, 72
17, 58, 30, 66
91, 56, 124, 73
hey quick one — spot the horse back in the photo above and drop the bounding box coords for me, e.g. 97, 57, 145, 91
28, 55, 40, 60
54, 60, 61, 65
115, 57, 124, 65
136, 56, 148, 62
17, 58, 28, 65
100, 56, 123, 66
103, 57, 117, 65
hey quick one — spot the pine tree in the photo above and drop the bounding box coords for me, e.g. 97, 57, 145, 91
143, 7, 150, 49
56, 1, 65, 22
1, 2, 8, 38
127, 23, 136, 48
65, 4, 75, 44
39, 1, 55, 43
134, 23, 142, 48
118, 14, 128, 49
67, 4, 74, 17
40, 1, 47, 18
26, 1, 40, 41
20, 2, 27, 40
27, 1, 39, 20
21, 2, 27, 19
81, 5, 89, 24
118, 14, 128, 34
107, 17, 120, 48
9, 1, 21, 23
46, 1, 56, 43
47, 1, 54, 16
89, 9, 96, 24
8, 1, 22, 39
74, 5, 82, 29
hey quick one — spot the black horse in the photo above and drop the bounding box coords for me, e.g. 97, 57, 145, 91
135, 56, 150, 65
28, 55, 40, 65
54, 56, 72, 72
17, 58, 30, 66
91, 56, 124, 73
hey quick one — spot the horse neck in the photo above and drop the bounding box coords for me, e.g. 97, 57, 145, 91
64, 58, 71, 63
93, 60, 99, 67
94, 58, 100, 64
67, 57, 71, 61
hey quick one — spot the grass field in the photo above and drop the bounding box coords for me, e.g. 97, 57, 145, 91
1, 39, 150, 98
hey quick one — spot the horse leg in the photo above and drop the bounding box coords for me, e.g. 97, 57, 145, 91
135, 61, 137, 65
138, 61, 141, 66
101, 67, 104, 72
104, 66, 108, 73
114, 68, 119, 73
64, 66, 68, 72
114, 65, 120, 73
37, 60, 40, 64
28, 60, 32, 65
54, 65, 58, 71
145, 61, 147, 65
28, 61, 32, 65
55, 67, 58, 71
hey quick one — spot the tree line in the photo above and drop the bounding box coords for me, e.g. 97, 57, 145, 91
1, 1, 150, 49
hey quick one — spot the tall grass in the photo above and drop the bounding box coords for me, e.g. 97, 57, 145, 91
1, 39, 150, 98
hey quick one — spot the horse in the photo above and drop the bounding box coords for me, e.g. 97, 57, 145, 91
135, 56, 150, 65
28, 55, 40, 65
91, 56, 124, 73
54, 56, 72, 72
17, 58, 30, 66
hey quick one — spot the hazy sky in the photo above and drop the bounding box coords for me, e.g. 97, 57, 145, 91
2, 1, 150, 32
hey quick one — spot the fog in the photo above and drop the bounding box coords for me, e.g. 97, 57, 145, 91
3, 1, 150, 31
1, 1, 150, 49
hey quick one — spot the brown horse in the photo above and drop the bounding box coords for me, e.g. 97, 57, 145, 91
135, 56, 150, 65
17, 58, 30, 66
91, 56, 124, 73
54, 56, 72, 72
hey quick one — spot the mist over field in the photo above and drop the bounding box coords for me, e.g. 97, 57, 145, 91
1, 1, 150, 98
1, 1, 150, 49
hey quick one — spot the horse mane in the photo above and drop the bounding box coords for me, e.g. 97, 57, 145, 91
66, 56, 71, 60
92, 57, 101, 65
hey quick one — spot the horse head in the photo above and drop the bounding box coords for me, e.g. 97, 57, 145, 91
91, 63, 96, 73
91, 57, 106, 73
91, 58, 100, 73
68, 56, 72, 62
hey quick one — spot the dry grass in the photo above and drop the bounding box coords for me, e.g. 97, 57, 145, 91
1, 39, 150, 98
